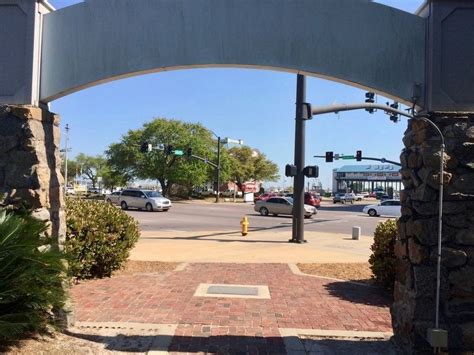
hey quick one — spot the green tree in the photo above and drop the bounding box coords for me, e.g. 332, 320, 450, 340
226, 146, 279, 189
59, 154, 77, 183
75, 153, 108, 188
107, 118, 215, 196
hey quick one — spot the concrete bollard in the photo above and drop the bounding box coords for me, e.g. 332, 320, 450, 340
352, 226, 361, 240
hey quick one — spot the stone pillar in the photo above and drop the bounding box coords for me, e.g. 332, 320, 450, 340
0, 105, 65, 246
393, 112, 474, 353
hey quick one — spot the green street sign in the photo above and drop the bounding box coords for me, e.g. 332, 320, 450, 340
174, 150, 184, 156
341, 155, 355, 160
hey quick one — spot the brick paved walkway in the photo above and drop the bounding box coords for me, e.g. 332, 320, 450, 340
70, 263, 392, 353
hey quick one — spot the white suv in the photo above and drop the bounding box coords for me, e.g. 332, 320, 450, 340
119, 189, 171, 212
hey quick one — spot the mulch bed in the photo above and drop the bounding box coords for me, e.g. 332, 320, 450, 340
297, 262, 375, 285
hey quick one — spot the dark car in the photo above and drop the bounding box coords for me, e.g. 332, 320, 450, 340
284, 193, 321, 208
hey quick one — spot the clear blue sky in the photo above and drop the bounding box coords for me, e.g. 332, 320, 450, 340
49, 0, 423, 189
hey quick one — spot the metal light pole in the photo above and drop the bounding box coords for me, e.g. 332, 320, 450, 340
291, 74, 307, 243
216, 136, 221, 203
209, 133, 243, 203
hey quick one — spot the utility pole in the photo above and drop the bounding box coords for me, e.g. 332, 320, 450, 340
291, 74, 307, 243
64, 124, 69, 195
216, 136, 221, 203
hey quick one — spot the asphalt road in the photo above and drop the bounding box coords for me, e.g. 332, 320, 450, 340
126, 201, 391, 237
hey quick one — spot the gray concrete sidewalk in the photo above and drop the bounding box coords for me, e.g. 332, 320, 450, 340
130, 230, 373, 263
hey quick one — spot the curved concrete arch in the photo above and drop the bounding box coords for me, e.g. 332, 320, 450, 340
40, 0, 425, 104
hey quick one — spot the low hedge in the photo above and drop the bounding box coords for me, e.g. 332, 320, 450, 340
369, 219, 397, 290
65, 199, 140, 279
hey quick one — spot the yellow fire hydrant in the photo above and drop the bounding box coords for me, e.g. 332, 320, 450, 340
240, 216, 249, 236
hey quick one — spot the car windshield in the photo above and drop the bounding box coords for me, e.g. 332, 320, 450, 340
144, 190, 162, 198
286, 197, 294, 205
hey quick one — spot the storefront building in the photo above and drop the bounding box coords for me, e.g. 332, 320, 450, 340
332, 164, 402, 194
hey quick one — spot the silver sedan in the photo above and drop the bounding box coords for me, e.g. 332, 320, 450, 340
254, 196, 317, 218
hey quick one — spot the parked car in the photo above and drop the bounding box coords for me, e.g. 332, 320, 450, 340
66, 185, 75, 195
254, 197, 317, 218
219, 190, 243, 197
363, 199, 401, 217
254, 192, 277, 202
285, 193, 320, 208
355, 193, 365, 201
119, 189, 171, 212
105, 191, 121, 205
333, 193, 355, 204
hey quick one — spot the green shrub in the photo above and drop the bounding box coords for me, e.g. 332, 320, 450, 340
0, 210, 67, 341
65, 199, 140, 279
369, 219, 398, 290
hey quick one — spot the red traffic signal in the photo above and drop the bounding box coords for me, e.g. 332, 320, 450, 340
325, 151, 333, 162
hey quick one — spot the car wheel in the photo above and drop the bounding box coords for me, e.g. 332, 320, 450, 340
259, 207, 269, 216
368, 209, 377, 217
304, 214, 312, 219
120, 201, 128, 210
145, 203, 153, 212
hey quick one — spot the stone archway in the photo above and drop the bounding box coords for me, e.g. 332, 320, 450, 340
1, 0, 474, 352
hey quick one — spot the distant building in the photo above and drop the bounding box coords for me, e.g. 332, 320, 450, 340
332, 164, 402, 193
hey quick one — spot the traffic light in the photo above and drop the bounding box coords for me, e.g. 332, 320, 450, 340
389, 101, 399, 123
303, 165, 319, 178
356, 150, 362, 161
186, 147, 192, 158
325, 151, 333, 163
285, 164, 297, 177
164, 145, 173, 155
365, 92, 375, 113
140, 142, 152, 153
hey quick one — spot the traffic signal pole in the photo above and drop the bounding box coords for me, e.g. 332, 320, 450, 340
216, 136, 221, 203
290, 74, 307, 243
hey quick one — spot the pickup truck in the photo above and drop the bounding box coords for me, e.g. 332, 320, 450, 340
333, 193, 355, 204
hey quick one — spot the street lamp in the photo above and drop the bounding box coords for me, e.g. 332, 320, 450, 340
209, 130, 243, 203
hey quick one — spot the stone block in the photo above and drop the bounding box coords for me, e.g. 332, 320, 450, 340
408, 238, 428, 264
459, 322, 474, 349
455, 228, 474, 246
431, 247, 467, 269
452, 173, 474, 195
412, 183, 438, 202
446, 299, 474, 322
397, 219, 407, 240
413, 265, 441, 298
395, 258, 413, 286
407, 151, 423, 169
444, 213, 468, 229
449, 266, 474, 298
407, 218, 443, 246
394, 239, 408, 258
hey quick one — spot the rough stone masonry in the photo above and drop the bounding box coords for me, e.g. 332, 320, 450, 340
0, 105, 65, 246
393, 113, 474, 352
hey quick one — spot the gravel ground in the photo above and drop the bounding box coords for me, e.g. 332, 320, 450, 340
3, 325, 174, 354
297, 262, 375, 285
114, 260, 179, 275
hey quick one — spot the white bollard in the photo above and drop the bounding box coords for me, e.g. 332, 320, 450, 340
352, 226, 361, 240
